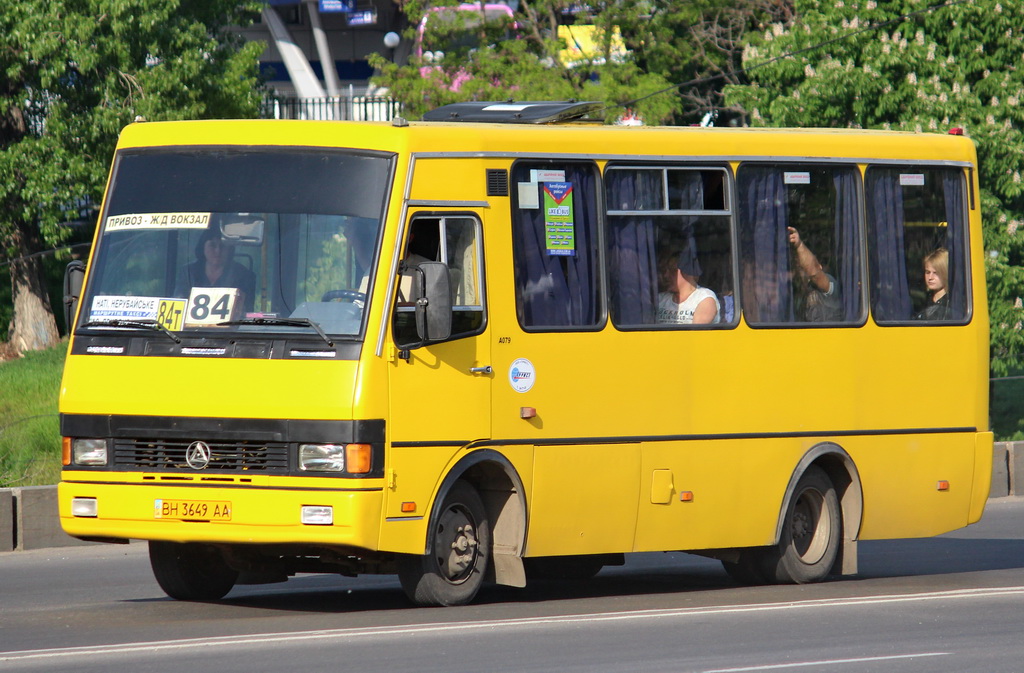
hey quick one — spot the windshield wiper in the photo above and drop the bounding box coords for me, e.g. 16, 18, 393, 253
80, 319, 182, 344
218, 317, 335, 347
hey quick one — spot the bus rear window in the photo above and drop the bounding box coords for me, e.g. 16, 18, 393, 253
866, 166, 970, 323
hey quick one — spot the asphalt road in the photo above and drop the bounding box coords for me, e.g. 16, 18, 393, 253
3, 498, 1024, 672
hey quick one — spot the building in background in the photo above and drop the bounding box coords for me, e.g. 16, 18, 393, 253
243, 0, 406, 119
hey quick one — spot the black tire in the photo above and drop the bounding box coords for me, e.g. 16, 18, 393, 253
397, 481, 491, 607
149, 541, 238, 601
760, 465, 841, 584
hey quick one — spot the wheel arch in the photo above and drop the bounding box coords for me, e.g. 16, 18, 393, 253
427, 449, 528, 588
773, 442, 863, 576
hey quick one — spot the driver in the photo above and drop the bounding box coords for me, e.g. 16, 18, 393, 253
175, 225, 257, 314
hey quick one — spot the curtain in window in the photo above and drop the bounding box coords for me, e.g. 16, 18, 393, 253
738, 168, 792, 323
943, 171, 967, 318
513, 165, 600, 327
833, 169, 861, 321
606, 170, 660, 325
867, 171, 911, 321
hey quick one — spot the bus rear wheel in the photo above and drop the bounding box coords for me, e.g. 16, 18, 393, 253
762, 466, 841, 584
722, 466, 841, 585
397, 480, 491, 607
149, 541, 238, 601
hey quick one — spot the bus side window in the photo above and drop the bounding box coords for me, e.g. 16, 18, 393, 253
393, 214, 485, 347
511, 162, 602, 329
737, 164, 862, 325
866, 167, 970, 323
606, 165, 734, 327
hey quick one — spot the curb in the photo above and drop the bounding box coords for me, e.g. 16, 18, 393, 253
4, 442, 1020, 552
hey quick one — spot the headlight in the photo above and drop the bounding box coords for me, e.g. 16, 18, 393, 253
299, 444, 345, 472
73, 439, 108, 466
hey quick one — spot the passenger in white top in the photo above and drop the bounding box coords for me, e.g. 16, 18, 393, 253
656, 244, 720, 325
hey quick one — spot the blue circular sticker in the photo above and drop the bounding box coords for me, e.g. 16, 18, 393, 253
508, 358, 536, 393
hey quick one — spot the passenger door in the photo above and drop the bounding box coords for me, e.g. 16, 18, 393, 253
387, 212, 490, 490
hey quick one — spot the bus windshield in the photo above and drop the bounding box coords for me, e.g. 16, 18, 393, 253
77, 148, 392, 339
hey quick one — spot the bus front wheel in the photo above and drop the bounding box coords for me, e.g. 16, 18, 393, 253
149, 541, 238, 601
397, 480, 491, 607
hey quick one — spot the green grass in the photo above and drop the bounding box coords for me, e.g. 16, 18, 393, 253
0, 343, 66, 487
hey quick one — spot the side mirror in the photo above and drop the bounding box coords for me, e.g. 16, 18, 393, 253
63, 260, 86, 332
414, 261, 452, 344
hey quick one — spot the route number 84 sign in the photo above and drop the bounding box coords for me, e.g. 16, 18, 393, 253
182, 287, 240, 328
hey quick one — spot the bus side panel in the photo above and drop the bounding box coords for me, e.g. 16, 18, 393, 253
377, 445, 536, 555
378, 446, 459, 554
633, 438, 793, 552
853, 432, 978, 540
971, 431, 994, 524
524, 444, 640, 557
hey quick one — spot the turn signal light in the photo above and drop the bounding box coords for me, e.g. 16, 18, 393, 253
937, 480, 950, 491
346, 444, 372, 474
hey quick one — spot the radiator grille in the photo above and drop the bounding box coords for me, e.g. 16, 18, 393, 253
113, 438, 289, 472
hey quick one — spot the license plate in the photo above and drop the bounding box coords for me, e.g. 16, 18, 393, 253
155, 499, 232, 521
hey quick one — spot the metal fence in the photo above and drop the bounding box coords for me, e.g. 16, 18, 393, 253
260, 95, 402, 122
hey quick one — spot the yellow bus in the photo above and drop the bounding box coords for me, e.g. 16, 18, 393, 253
59, 101, 992, 606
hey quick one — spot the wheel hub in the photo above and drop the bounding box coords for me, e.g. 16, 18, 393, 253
436, 507, 478, 583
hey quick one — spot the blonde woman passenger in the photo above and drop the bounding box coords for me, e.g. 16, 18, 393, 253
914, 247, 952, 320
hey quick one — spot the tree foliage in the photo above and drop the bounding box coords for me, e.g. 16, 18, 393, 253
0, 0, 265, 353
371, 0, 790, 125
371, 0, 679, 123
723, 0, 1024, 375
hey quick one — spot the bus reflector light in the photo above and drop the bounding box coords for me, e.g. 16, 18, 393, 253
520, 407, 537, 419
301, 506, 333, 525
401, 502, 416, 513
345, 444, 372, 474
72, 497, 98, 517
680, 491, 694, 502
937, 480, 950, 491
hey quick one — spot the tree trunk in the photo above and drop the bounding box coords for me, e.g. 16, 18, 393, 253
6, 223, 60, 355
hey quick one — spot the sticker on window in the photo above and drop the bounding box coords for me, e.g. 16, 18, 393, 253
518, 182, 540, 209
900, 174, 926, 187
184, 287, 240, 327
531, 170, 565, 182
784, 171, 811, 185
89, 295, 162, 322
104, 212, 212, 232
89, 295, 188, 329
543, 182, 575, 256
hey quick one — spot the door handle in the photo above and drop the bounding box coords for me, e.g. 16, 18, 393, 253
470, 365, 493, 375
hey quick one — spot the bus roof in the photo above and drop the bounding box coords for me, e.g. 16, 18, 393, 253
114, 117, 978, 166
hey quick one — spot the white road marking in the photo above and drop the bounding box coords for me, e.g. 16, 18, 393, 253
3, 586, 1023, 663
700, 652, 949, 672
